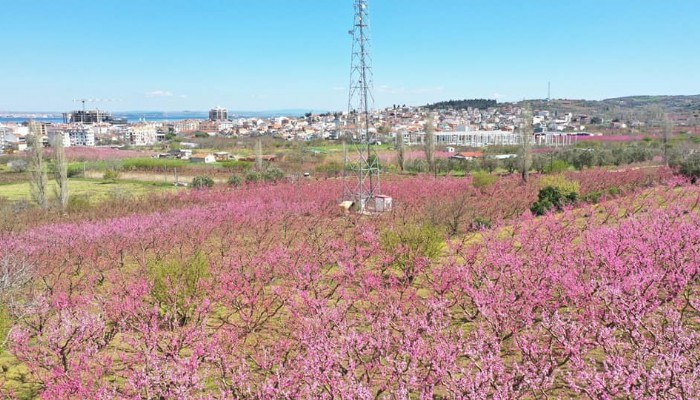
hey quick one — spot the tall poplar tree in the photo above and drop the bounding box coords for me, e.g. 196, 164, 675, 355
396, 133, 405, 172
27, 131, 48, 209
424, 117, 435, 175
519, 104, 533, 182
54, 132, 69, 211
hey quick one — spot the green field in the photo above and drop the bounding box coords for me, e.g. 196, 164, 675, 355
0, 178, 177, 203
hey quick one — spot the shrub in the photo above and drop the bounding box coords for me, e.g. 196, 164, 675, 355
381, 223, 443, 284
582, 186, 623, 204
314, 161, 343, 177
406, 159, 428, 174
539, 174, 580, 197
108, 187, 133, 202
67, 194, 92, 211
471, 170, 498, 191
103, 169, 120, 181
227, 175, 243, 187
503, 156, 518, 174
531, 186, 576, 215
572, 150, 594, 170
672, 152, 700, 183
627, 145, 653, 163
245, 170, 262, 183
122, 158, 185, 171
191, 175, 214, 189
149, 253, 210, 327
479, 156, 498, 173
531, 175, 580, 215
220, 160, 253, 172
470, 216, 492, 230
263, 167, 285, 182
582, 190, 603, 204
544, 159, 570, 174
67, 164, 83, 178
7, 159, 28, 172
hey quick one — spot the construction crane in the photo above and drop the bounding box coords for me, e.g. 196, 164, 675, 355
72, 98, 119, 111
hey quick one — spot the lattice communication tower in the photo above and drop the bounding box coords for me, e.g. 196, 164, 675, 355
343, 0, 389, 212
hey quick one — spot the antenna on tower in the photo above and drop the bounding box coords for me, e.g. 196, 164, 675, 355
341, 0, 392, 213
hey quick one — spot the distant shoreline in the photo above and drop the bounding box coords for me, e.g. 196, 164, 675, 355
0, 109, 329, 123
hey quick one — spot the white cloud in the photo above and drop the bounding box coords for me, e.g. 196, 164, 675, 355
145, 90, 174, 98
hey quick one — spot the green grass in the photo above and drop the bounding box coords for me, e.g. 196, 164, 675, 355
298, 142, 395, 153
121, 157, 189, 170
0, 349, 38, 399
0, 178, 176, 203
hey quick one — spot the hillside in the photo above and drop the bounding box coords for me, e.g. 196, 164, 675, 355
525, 94, 700, 117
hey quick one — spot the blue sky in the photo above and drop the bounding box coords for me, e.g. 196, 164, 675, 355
1, 0, 699, 112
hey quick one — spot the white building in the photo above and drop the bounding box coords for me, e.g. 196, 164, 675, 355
173, 119, 200, 133
0, 125, 7, 154
70, 127, 95, 146
404, 130, 524, 147
209, 107, 228, 121
190, 153, 216, 163
11, 125, 29, 136
3, 133, 27, 151
217, 120, 235, 132
127, 124, 158, 146
48, 131, 72, 147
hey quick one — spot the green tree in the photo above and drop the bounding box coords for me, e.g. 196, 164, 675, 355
572, 150, 594, 170
503, 156, 518, 174
662, 113, 671, 166
672, 152, 700, 183
545, 159, 570, 174
519, 104, 533, 182
472, 170, 498, 192
53, 132, 69, 211
255, 139, 264, 171
424, 118, 435, 175
103, 169, 120, 181
480, 156, 498, 174
263, 167, 285, 182
396, 133, 406, 172
27, 133, 48, 209
191, 175, 214, 189
227, 175, 243, 187
149, 253, 210, 327
245, 170, 262, 183
531, 154, 548, 174
381, 223, 443, 284
531, 175, 580, 215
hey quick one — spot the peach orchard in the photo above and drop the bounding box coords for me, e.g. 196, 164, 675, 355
0, 167, 698, 399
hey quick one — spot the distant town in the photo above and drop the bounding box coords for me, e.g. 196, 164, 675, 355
3, 95, 698, 157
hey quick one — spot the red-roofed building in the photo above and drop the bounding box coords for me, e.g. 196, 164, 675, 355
449, 151, 484, 160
